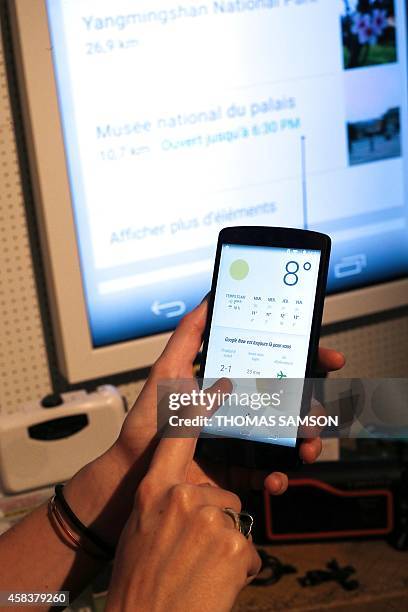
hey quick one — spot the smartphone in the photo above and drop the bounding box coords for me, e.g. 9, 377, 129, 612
197, 226, 331, 471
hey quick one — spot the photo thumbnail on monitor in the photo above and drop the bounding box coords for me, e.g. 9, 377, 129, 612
341, 0, 397, 70
345, 67, 402, 165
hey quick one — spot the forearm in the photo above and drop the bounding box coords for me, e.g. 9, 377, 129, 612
0, 444, 137, 605
0, 501, 102, 603
63, 443, 139, 547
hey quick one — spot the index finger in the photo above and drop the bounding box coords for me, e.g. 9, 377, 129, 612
148, 378, 232, 488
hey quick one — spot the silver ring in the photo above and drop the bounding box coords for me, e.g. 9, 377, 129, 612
223, 507, 254, 539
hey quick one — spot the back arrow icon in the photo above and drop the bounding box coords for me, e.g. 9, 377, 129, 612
151, 300, 186, 318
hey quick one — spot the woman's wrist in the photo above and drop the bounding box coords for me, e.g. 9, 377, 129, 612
63, 443, 139, 547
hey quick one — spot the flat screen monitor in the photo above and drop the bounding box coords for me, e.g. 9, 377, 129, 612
9, 0, 408, 381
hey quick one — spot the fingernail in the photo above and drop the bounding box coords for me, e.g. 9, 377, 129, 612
199, 291, 211, 305
270, 475, 281, 490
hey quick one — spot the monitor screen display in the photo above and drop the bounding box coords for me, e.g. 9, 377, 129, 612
46, 0, 408, 347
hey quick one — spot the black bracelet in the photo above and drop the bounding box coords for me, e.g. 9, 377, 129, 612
54, 484, 115, 560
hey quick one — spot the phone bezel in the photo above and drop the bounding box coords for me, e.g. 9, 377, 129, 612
197, 226, 331, 470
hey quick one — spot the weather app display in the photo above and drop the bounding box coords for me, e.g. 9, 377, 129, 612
204, 245, 321, 382
202, 243, 321, 446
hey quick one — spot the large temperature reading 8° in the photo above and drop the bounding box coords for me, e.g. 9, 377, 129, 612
283, 260, 312, 286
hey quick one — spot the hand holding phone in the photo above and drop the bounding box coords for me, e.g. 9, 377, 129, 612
198, 226, 331, 471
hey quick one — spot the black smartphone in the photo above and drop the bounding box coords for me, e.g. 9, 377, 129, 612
197, 226, 331, 471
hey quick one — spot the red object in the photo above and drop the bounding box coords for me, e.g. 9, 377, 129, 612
264, 478, 394, 541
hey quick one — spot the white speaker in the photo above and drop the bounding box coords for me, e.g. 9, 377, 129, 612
0, 386, 126, 493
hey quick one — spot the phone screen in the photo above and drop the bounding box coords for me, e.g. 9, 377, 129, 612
203, 243, 322, 446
